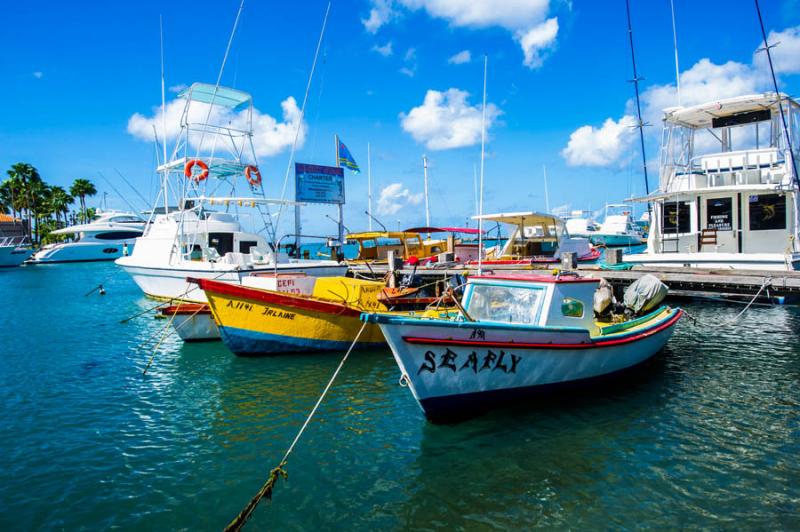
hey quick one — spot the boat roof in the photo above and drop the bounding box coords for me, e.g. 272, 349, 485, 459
664, 92, 798, 128
346, 231, 422, 240
50, 223, 144, 235
179, 82, 252, 110
470, 273, 600, 284
473, 211, 561, 226
404, 226, 482, 235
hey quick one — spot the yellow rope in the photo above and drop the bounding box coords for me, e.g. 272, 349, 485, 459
223, 322, 369, 532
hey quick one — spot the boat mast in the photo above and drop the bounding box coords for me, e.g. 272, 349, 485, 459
367, 142, 372, 231
159, 15, 168, 216
624, 0, 651, 216
754, 0, 799, 189
669, 0, 681, 106
422, 154, 431, 227
477, 55, 488, 275
543, 164, 550, 214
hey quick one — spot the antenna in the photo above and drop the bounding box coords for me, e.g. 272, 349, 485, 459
543, 164, 550, 213
364, 210, 386, 231
755, 0, 799, 189
624, 0, 652, 216
98, 172, 145, 214
477, 54, 488, 275
367, 142, 373, 231
422, 154, 431, 227
669, 0, 681, 106
326, 213, 350, 233
473, 164, 478, 215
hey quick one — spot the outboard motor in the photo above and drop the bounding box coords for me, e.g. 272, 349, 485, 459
623, 274, 668, 316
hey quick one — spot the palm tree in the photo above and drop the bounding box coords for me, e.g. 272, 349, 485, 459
6, 163, 43, 239
69, 179, 97, 222
29, 181, 51, 244
47, 186, 73, 228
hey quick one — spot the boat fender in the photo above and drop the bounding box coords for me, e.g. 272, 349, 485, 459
184, 159, 209, 182
245, 165, 262, 186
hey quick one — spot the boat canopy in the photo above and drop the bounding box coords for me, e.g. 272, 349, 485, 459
404, 226, 482, 235
473, 211, 564, 228
346, 231, 422, 240
664, 92, 797, 129
179, 83, 252, 111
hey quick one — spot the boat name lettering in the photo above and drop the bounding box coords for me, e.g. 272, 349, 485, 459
417, 348, 521, 375
226, 300, 253, 312
261, 307, 296, 320
469, 328, 486, 340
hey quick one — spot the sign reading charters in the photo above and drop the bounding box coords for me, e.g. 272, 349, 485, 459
295, 163, 345, 204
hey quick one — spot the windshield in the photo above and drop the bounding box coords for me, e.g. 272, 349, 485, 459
466, 284, 545, 324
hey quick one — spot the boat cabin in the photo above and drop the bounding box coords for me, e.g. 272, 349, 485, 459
462, 274, 600, 333
404, 226, 483, 262
627, 93, 800, 269
346, 231, 442, 262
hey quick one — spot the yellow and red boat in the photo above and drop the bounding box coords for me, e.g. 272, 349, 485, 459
193, 276, 388, 356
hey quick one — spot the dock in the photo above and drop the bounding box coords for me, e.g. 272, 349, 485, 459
348, 263, 800, 302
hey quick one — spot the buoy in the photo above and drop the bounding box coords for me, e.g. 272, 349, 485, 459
99, 284, 106, 295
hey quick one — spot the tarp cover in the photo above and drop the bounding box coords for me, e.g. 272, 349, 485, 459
623, 274, 668, 315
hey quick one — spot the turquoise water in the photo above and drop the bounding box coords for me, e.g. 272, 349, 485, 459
1, 262, 799, 529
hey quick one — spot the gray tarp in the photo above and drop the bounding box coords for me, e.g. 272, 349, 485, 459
623, 274, 668, 314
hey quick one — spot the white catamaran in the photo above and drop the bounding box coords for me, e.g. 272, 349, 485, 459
625, 93, 800, 270
116, 83, 345, 302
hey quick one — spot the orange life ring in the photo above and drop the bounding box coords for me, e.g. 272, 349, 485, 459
184, 159, 209, 182
245, 165, 262, 186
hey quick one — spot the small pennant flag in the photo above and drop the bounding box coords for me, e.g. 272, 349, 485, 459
337, 137, 360, 173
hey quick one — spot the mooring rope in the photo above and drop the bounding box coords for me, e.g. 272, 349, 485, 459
682, 276, 773, 327
223, 321, 368, 532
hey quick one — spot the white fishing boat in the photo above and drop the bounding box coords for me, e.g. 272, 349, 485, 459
363, 273, 682, 422
625, 93, 800, 270
116, 83, 345, 303
472, 212, 600, 265
564, 210, 600, 240
590, 204, 645, 247
26, 210, 144, 264
0, 236, 32, 267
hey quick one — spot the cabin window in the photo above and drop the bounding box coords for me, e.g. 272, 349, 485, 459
467, 284, 544, 325
706, 197, 733, 231
361, 239, 376, 249
406, 237, 420, 246
561, 298, 584, 318
376, 237, 402, 246
239, 240, 258, 253
662, 201, 691, 234
94, 231, 142, 240
208, 232, 234, 256
749, 194, 786, 231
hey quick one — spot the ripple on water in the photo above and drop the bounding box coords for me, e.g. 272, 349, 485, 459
0, 264, 799, 529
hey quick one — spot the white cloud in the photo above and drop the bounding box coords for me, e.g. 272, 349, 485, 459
448, 50, 471, 64
365, 0, 560, 68
126, 95, 306, 158
400, 66, 416, 77
372, 41, 394, 57
362, 0, 396, 33
32, 71, 43, 79
400, 88, 501, 150
753, 25, 800, 75
516, 17, 558, 69
377, 183, 424, 215
561, 115, 637, 167
168, 83, 188, 93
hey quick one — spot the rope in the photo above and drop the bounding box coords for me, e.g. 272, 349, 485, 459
223, 321, 368, 532
142, 309, 179, 376
682, 276, 773, 328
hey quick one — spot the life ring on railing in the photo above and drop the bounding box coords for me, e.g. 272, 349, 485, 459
184, 159, 209, 182
245, 165, 262, 186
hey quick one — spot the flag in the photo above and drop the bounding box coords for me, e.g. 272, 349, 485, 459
337, 137, 360, 173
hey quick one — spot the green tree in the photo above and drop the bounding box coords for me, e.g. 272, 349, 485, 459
69, 178, 97, 222
6, 163, 43, 239
47, 186, 74, 227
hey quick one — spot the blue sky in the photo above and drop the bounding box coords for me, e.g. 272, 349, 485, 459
1, 0, 799, 235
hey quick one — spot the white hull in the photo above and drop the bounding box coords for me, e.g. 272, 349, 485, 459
27, 241, 136, 264
171, 313, 219, 341
624, 252, 800, 271
0, 246, 32, 267
118, 260, 347, 302
377, 314, 679, 421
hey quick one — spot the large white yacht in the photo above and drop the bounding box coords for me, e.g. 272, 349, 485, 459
625, 93, 800, 270
26, 210, 144, 264
116, 83, 345, 302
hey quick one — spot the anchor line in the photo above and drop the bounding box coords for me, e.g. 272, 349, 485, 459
223, 321, 368, 532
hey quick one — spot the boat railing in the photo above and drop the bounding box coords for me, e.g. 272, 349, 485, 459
0, 236, 29, 247
669, 147, 787, 190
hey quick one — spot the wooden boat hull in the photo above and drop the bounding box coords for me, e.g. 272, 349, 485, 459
365, 307, 681, 422
198, 278, 386, 356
